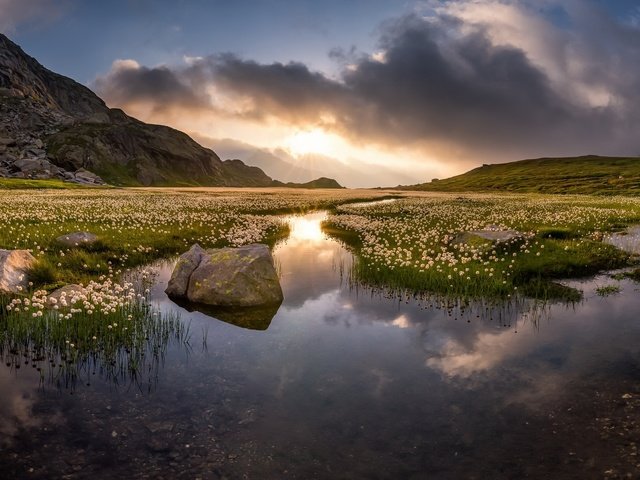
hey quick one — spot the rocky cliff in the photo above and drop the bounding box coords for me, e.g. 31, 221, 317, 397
0, 33, 274, 186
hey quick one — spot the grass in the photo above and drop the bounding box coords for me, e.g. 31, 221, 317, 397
406, 156, 640, 195
323, 193, 639, 301
0, 282, 189, 390
610, 268, 640, 282
0, 188, 395, 288
595, 284, 622, 297
0, 178, 92, 189
2, 187, 639, 308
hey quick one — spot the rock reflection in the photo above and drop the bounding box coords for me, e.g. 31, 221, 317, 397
171, 298, 281, 330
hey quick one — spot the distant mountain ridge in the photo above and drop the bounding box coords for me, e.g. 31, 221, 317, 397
200, 136, 417, 188
273, 177, 344, 189
0, 34, 341, 188
402, 155, 640, 195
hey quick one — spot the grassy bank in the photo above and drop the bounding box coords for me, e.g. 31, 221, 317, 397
324, 194, 639, 301
0, 188, 393, 289
406, 156, 640, 195
0, 280, 188, 389
0, 178, 93, 190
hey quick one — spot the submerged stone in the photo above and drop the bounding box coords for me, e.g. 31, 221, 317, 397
166, 243, 283, 308
0, 249, 36, 294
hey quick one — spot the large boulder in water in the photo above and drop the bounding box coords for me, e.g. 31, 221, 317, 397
166, 243, 283, 307
0, 249, 36, 294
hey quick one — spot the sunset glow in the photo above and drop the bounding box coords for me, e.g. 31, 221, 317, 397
284, 129, 338, 157
9, 0, 640, 187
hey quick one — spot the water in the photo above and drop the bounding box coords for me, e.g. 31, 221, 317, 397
606, 226, 640, 255
1, 211, 640, 479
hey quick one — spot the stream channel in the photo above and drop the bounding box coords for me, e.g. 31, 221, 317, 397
1, 206, 640, 479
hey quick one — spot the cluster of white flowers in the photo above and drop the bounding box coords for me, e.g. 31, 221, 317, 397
5, 279, 139, 320
0, 188, 388, 253
327, 193, 639, 288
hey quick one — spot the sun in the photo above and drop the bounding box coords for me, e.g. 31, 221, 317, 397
289, 216, 326, 242
285, 128, 335, 157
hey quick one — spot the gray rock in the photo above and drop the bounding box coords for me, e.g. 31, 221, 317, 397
55, 231, 99, 248
0, 249, 36, 294
26, 147, 46, 157
74, 168, 104, 184
14, 157, 50, 173
166, 243, 283, 307
165, 244, 206, 297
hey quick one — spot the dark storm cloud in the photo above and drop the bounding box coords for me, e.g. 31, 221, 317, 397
209, 53, 350, 123
93, 61, 207, 112
336, 14, 574, 148
95, 5, 640, 160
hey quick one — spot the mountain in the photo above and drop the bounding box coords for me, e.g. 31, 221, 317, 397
0, 33, 274, 186
203, 138, 325, 184
195, 135, 418, 188
401, 156, 640, 195
273, 177, 344, 189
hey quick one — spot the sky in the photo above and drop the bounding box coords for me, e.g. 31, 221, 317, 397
2, 0, 640, 187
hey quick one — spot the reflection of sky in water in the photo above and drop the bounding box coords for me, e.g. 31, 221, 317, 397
2, 211, 640, 477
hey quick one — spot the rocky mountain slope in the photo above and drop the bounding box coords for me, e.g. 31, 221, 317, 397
0, 33, 275, 186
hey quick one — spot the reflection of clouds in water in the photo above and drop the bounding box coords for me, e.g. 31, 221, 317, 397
0, 369, 58, 443
275, 212, 355, 307
426, 328, 521, 377
280, 289, 348, 326
391, 314, 410, 329
423, 278, 640, 409
277, 246, 350, 308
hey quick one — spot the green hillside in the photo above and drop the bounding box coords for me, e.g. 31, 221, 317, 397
405, 156, 640, 194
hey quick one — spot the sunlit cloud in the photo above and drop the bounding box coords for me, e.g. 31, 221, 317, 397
93, 0, 640, 186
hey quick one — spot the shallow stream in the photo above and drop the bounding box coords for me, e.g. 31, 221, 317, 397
1, 209, 640, 479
